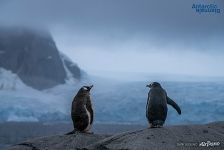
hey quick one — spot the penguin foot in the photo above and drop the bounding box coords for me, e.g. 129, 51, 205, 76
83, 131, 94, 134
150, 120, 164, 128
155, 125, 162, 128
65, 129, 77, 135
149, 124, 163, 128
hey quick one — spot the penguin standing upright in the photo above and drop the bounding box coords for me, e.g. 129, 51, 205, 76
67, 85, 94, 134
146, 82, 181, 128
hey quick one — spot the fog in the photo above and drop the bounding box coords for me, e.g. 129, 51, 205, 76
0, 0, 224, 80
53, 30, 224, 80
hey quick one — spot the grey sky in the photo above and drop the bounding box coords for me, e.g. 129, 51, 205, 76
0, 0, 224, 79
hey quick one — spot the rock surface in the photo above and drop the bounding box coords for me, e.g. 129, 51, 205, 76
10, 133, 109, 150
86, 122, 224, 150
9, 122, 224, 150
0, 26, 81, 90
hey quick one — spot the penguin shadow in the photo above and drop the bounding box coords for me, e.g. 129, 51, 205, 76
65, 130, 94, 135
149, 124, 163, 129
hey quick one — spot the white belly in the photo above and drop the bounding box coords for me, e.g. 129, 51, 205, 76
84, 106, 91, 131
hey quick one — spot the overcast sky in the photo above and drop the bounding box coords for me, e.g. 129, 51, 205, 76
0, 0, 224, 80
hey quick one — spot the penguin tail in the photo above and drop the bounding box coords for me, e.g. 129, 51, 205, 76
65, 129, 77, 135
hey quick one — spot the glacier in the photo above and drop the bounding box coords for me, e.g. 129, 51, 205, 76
0, 68, 224, 125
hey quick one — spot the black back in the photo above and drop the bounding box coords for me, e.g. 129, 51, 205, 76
146, 83, 168, 124
146, 82, 181, 126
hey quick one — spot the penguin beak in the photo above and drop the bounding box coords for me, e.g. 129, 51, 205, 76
89, 85, 93, 90
146, 84, 151, 88
87, 85, 93, 91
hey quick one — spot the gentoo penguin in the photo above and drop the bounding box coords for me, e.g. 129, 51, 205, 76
66, 85, 94, 134
146, 82, 181, 128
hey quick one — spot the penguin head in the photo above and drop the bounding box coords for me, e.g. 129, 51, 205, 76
83, 85, 93, 91
77, 85, 93, 95
146, 82, 161, 88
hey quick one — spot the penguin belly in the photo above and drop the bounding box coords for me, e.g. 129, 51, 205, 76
84, 106, 91, 132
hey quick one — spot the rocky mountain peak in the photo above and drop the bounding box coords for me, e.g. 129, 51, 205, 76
0, 26, 81, 90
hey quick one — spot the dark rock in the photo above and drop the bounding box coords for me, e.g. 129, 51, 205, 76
0, 26, 81, 90
86, 122, 224, 150
203, 129, 208, 133
9, 133, 109, 150
8, 122, 224, 150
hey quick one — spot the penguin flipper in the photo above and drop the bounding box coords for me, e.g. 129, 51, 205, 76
146, 93, 150, 122
167, 97, 181, 115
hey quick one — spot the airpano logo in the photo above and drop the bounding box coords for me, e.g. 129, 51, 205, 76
192, 3, 221, 14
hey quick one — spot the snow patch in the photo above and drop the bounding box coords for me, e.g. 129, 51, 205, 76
0, 68, 28, 90
59, 52, 78, 66
60, 52, 79, 84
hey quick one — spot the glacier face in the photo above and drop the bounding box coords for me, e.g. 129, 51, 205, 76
0, 68, 69, 122
91, 79, 224, 125
0, 69, 223, 125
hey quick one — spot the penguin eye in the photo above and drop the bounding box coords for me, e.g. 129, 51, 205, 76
83, 87, 88, 91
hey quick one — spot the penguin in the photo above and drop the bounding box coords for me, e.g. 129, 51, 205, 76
146, 82, 181, 128
66, 85, 94, 134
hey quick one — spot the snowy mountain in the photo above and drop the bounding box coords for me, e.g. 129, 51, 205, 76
0, 26, 88, 122
0, 26, 81, 90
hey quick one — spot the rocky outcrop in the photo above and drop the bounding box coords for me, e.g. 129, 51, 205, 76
9, 122, 224, 150
0, 26, 81, 90
86, 122, 224, 150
